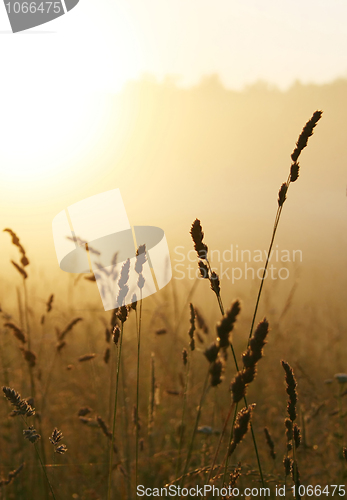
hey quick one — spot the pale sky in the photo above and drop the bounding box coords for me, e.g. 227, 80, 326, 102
0, 0, 347, 94
1, 0, 347, 208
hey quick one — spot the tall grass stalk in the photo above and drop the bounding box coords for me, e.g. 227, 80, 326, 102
207, 283, 265, 489
175, 352, 191, 479
222, 404, 238, 485
248, 111, 322, 341
18, 415, 56, 500
205, 400, 235, 487
179, 369, 210, 489
107, 322, 124, 500
190, 219, 266, 490
135, 293, 143, 492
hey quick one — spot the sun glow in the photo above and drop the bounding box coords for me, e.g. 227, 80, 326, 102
0, 90, 110, 189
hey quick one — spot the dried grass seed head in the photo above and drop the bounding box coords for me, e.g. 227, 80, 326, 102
49, 428, 63, 445
2, 387, 35, 417
55, 444, 68, 454
216, 300, 241, 348
291, 110, 323, 163
204, 342, 220, 363
113, 325, 121, 345
194, 307, 209, 334
264, 427, 276, 460
278, 183, 288, 207
281, 360, 298, 422
135, 244, 147, 274
242, 318, 269, 368
190, 219, 208, 259
209, 271, 220, 296
182, 348, 188, 366
198, 260, 209, 279
116, 258, 130, 306
210, 357, 225, 387
116, 305, 128, 324
230, 371, 247, 404
290, 162, 300, 182
228, 404, 255, 456
46, 294, 54, 313
97, 416, 112, 440
23, 426, 40, 443
293, 423, 301, 449
4, 322, 26, 344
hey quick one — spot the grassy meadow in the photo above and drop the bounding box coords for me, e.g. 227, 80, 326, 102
0, 82, 347, 499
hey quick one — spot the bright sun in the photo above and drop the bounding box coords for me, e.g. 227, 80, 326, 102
0, 90, 110, 187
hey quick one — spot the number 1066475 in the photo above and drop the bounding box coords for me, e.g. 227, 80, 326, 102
5, 2, 62, 14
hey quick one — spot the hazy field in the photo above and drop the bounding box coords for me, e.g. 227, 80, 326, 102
0, 79, 347, 499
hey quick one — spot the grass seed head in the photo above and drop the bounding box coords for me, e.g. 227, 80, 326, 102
210, 357, 225, 387
4, 322, 26, 344
2, 387, 35, 417
282, 360, 298, 422
293, 423, 301, 449
198, 260, 209, 279
23, 426, 40, 444
264, 427, 276, 460
228, 404, 255, 456
182, 348, 188, 366
204, 342, 220, 363
278, 183, 288, 207
291, 110, 323, 163
216, 300, 241, 348
135, 244, 147, 274
290, 162, 300, 182
190, 219, 208, 259
49, 428, 63, 446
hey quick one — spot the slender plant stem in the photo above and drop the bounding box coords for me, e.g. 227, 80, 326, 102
248, 174, 291, 340
33, 443, 57, 500
222, 403, 238, 486
292, 440, 298, 499
175, 352, 191, 479
107, 322, 124, 500
135, 293, 143, 491
20, 416, 56, 500
23, 279, 48, 474
207, 281, 266, 489
179, 369, 210, 489
205, 400, 235, 488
